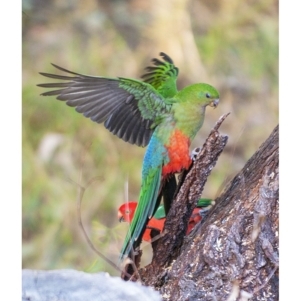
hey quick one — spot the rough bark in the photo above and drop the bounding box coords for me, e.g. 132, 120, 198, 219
140, 124, 279, 301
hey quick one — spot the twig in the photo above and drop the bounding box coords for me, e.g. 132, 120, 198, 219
67, 176, 133, 279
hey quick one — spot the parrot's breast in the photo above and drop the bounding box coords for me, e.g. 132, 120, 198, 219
143, 218, 165, 242
162, 129, 192, 176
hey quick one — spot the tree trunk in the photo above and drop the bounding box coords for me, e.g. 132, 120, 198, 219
139, 123, 279, 301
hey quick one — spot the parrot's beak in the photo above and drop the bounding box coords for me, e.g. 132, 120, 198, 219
210, 98, 219, 108
118, 211, 124, 222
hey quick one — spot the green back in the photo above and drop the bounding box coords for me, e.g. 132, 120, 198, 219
197, 198, 212, 207
153, 204, 166, 219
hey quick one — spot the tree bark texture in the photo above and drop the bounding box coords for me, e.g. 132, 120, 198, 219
140, 124, 279, 301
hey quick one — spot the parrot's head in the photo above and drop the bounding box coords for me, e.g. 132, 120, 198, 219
197, 83, 220, 109
118, 201, 137, 223
178, 83, 220, 109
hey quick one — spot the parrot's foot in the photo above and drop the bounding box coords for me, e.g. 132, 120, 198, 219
199, 201, 216, 218
132, 247, 141, 257
200, 206, 212, 217
191, 147, 201, 161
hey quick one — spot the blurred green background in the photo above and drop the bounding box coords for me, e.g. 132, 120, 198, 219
22, 0, 278, 276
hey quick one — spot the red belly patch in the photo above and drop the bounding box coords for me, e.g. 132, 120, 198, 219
162, 130, 192, 177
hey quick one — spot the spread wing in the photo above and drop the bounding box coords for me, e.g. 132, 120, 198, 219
38, 64, 172, 147
141, 52, 179, 98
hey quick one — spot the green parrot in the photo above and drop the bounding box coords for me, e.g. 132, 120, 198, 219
38, 52, 220, 262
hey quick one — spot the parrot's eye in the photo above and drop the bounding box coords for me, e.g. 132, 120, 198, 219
206, 93, 210, 98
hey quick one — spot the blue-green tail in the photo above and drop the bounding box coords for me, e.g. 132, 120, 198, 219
119, 167, 162, 261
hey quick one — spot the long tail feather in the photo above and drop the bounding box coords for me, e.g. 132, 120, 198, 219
120, 166, 162, 261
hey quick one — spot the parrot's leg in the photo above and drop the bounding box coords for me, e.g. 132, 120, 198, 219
162, 174, 177, 215
191, 147, 201, 161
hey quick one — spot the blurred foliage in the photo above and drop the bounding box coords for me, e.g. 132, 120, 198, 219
22, 0, 278, 276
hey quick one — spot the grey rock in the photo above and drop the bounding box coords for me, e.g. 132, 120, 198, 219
22, 269, 161, 301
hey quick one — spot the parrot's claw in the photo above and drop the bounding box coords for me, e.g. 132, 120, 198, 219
199, 202, 215, 218
133, 246, 140, 256
191, 147, 201, 161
